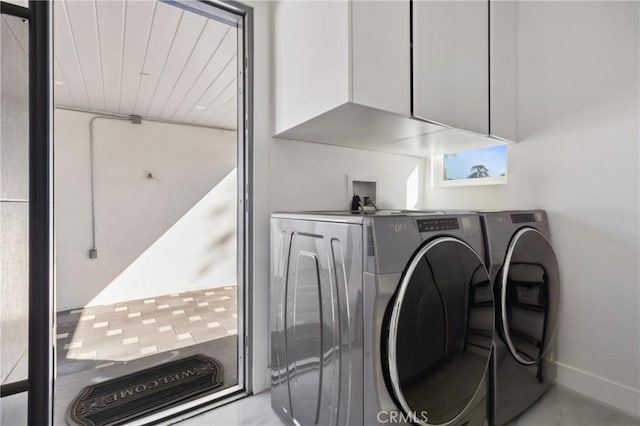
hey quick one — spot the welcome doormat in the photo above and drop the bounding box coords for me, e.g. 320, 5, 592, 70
67, 354, 224, 426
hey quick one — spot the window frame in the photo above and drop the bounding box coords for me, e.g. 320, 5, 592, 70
431, 145, 509, 188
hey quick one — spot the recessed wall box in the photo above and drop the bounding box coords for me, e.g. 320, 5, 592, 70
347, 175, 379, 209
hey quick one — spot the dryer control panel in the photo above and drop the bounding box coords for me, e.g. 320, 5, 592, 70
511, 213, 536, 224
417, 217, 460, 232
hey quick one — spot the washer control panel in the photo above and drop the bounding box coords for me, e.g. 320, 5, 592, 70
511, 213, 536, 224
417, 217, 460, 232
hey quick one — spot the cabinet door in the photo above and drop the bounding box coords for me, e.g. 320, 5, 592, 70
413, 1, 489, 135
351, 0, 411, 116
490, 1, 518, 142
272, 0, 351, 135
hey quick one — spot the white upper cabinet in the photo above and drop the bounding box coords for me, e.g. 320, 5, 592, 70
272, 1, 351, 136
490, 1, 518, 142
351, 1, 411, 116
272, 0, 443, 151
413, 1, 489, 135
273, 0, 411, 134
272, 0, 511, 156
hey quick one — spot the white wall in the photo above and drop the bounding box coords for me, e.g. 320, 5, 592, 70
54, 109, 237, 311
426, 2, 640, 416
269, 140, 424, 211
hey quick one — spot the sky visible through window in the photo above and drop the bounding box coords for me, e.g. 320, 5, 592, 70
443, 145, 508, 180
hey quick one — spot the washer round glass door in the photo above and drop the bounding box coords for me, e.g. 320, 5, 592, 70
385, 237, 494, 426
500, 228, 560, 365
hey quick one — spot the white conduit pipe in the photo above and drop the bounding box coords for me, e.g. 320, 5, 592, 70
88, 114, 141, 259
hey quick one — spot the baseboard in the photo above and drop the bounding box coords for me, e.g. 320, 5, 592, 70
545, 358, 640, 418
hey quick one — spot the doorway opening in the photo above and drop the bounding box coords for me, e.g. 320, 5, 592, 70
52, 0, 251, 423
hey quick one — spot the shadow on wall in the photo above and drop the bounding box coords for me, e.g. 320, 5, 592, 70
54, 111, 238, 311
199, 200, 237, 279
87, 170, 238, 307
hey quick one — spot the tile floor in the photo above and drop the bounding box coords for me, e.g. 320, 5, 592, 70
173, 386, 640, 426
56, 286, 237, 375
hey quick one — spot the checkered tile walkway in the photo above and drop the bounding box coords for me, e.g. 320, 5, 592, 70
56, 286, 237, 372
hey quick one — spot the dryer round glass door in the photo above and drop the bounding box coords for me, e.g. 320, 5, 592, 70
500, 227, 560, 365
385, 237, 494, 426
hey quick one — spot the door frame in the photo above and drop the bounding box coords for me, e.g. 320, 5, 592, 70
29, 1, 54, 425
133, 1, 255, 423
0, 1, 39, 416
1, 0, 254, 424
0, 3, 54, 424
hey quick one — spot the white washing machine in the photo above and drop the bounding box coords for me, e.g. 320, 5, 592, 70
270, 211, 495, 426
480, 210, 560, 425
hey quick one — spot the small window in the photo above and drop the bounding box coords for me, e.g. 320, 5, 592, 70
432, 145, 508, 187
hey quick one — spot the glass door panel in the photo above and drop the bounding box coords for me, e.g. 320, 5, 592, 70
52, 0, 249, 423
0, 6, 30, 423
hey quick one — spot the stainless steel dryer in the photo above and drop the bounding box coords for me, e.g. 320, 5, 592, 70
480, 210, 560, 425
270, 211, 495, 426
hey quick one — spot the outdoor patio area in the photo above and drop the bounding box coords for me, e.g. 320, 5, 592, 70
56, 285, 237, 375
